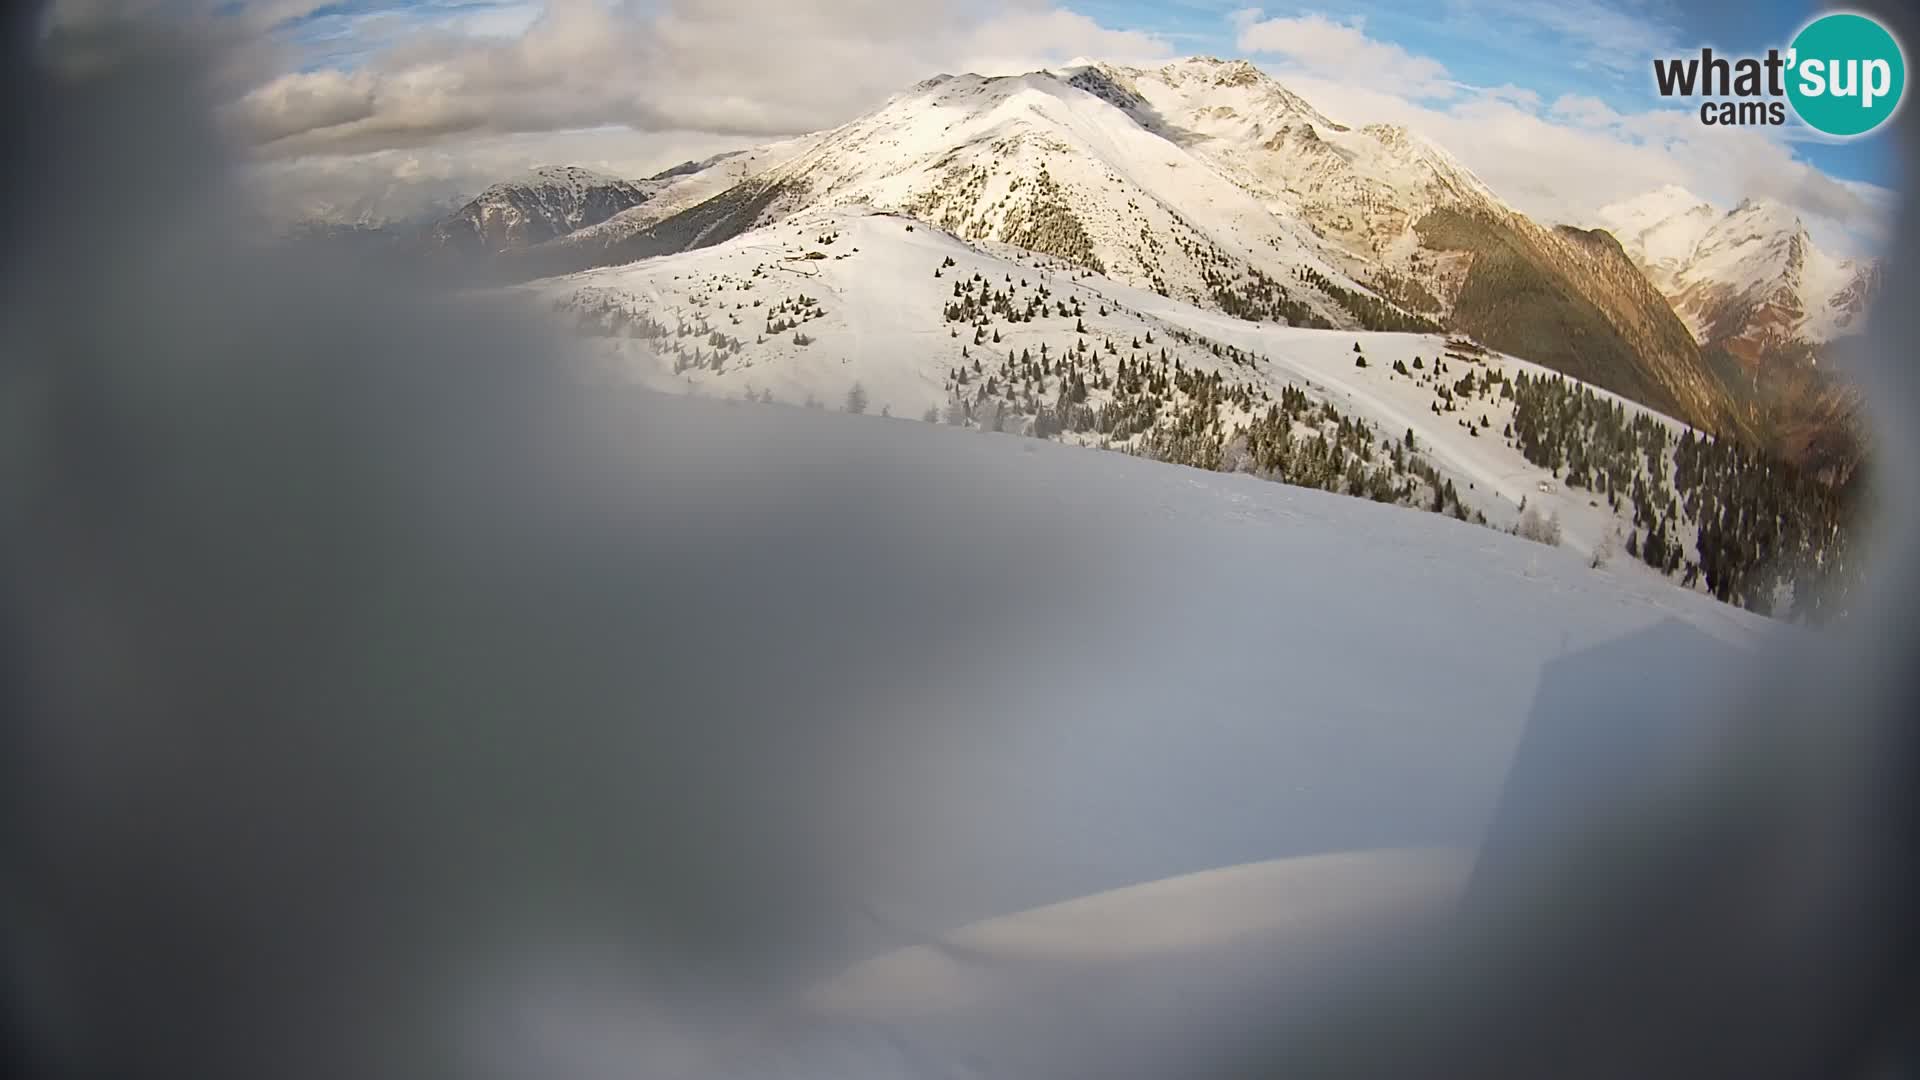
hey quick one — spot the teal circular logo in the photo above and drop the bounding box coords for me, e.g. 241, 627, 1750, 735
1787, 13, 1906, 137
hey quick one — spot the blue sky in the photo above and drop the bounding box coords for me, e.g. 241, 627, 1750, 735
275, 0, 544, 69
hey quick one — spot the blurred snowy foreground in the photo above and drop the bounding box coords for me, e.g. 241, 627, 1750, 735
525, 388, 1772, 1077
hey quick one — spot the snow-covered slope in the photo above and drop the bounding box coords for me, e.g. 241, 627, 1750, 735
524, 206, 1733, 589
553, 386, 1766, 1078
1599, 187, 1879, 348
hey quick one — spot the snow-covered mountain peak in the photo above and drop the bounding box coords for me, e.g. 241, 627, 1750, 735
1616, 184, 1714, 217
1360, 122, 1415, 149
1061, 64, 1152, 116
1597, 187, 1719, 282
1699, 200, 1820, 291
1601, 185, 1712, 219
1599, 185, 1717, 234
1600, 186, 1874, 349
1358, 122, 1499, 197
507, 164, 623, 191
581, 56, 1374, 323
1110, 56, 1340, 134
647, 150, 748, 182
1728, 194, 1785, 216
430, 164, 665, 255
1043, 58, 1503, 275
1716, 197, 1808, 245
1651, 182, 1701, 200
1691, 202, 1808, 277
1165, 55, 1267, 87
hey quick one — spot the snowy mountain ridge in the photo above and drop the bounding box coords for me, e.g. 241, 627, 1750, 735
1598, 186, 1878, 349
1595, 185, 1880, 476
427, 165, 672, 255
469, 56, 1727, 437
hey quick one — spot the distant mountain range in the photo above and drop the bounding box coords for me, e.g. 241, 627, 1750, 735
1599, 187, 1879, 477
1599, 185, 1877, 350
423, 165, 677, 254
390, 57, 1878, 473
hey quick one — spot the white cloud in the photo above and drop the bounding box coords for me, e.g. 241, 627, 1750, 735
246, 127, 759, 224
1273, 68, 1893, 257
1215, 6, 1889, 257
1550, 94, 1623, 128
1234, 10, 1454, 98
203, 0, 1174, 220
1482, 84, 1543, 110
236, 68, 381, 145
957, 8, 1175, 74
222, 0, 1172, 157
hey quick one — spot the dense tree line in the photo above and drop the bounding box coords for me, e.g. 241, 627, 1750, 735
995, 166, 1105, 273
1203, 265, 1335, 328
936, 322, 1477, 524
1510, 370, 1861, 619
1294, 267, 1442, 334
1368, 269, 1443, 315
